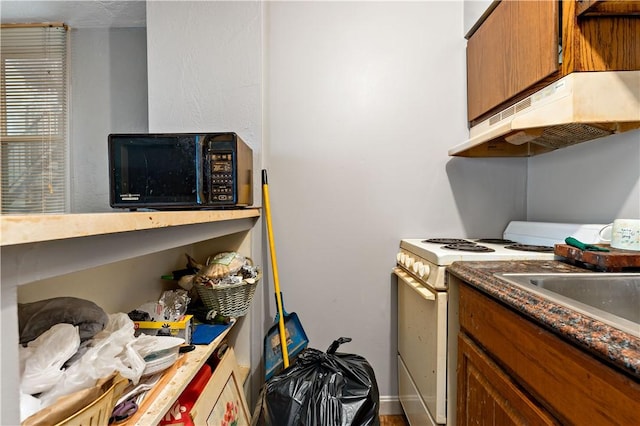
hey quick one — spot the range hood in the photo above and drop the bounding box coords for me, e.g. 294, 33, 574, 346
449, 71, 640, 157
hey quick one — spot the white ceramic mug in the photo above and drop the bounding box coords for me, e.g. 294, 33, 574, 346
599, 219, 640, 251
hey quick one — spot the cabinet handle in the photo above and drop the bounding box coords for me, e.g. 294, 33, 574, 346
393, 267, 436, 301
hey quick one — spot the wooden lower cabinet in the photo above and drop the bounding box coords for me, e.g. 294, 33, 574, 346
456, 281, 640, 425
457, 334, 558, 425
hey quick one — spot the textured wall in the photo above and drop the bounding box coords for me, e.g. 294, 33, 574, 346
527, 131, 640, 222
70, 27, 148, 212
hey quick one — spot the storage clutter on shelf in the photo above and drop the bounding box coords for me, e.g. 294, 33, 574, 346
18, 289, 200, 425
170, 252, 261, 318
18, 252, 258, 424
19, 298, 188, 425
128, 290, 194, 342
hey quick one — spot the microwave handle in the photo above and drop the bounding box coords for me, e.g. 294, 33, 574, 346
393, 267, 435, 301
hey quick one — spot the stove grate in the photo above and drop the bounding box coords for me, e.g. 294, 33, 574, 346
475, 238, 516, 245
442, 243, 495, 252
505, 243, 554, 253
423, 238, 470, 245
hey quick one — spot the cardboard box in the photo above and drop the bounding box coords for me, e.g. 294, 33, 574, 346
133, 315, 193, 343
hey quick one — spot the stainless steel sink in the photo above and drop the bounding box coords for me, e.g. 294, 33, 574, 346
495, 273, 640, 337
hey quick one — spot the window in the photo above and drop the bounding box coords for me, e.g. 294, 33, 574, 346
1, 24, 69, 214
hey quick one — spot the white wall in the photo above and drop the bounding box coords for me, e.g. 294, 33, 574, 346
70, 28, 148, 212
527, 131, 640, 222
266, 0, 526, 412
463, 0, 493, 35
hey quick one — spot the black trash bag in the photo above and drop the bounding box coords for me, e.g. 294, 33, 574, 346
253, 337, 380, 426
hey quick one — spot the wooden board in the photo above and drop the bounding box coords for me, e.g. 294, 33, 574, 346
555, 244, 640, 271
120, 355, 187, 425
1, 209, 260, 246
120, 325, 233, 425
191, 348, 251, 426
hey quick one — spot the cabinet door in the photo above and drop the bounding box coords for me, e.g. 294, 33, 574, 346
458, 281, 640, 425
466, 0, 559, 123
457, 333, 559, 426
567, 0, 640, 72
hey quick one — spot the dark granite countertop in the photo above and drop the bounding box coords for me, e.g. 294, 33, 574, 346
447, 260, 640, 379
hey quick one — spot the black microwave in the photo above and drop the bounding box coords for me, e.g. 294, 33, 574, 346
108, 132, 253, 210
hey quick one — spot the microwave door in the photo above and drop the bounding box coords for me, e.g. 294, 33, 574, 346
111, 136, 199, 207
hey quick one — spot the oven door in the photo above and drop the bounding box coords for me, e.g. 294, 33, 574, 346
395, 267, 448, 425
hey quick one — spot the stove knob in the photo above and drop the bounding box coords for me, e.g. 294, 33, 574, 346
396, 252, 405, 264
419, 263, 430, 278
413, 262, 429, 278
404, 256, 414, 268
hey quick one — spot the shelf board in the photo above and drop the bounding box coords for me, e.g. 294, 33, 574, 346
1, 209, 260, 246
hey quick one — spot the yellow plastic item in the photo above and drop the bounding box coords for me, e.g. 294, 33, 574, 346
262, 170, 290, 369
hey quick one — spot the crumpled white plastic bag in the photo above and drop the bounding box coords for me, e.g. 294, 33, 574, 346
20, 323, 80, 395
131, 333, 165, 359
20, 391, 42, 422
37, 313, 146, 408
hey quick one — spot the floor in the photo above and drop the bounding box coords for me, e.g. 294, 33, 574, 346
379, 415, 410, 426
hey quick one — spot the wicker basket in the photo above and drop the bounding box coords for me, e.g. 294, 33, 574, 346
195, 276, 260, 317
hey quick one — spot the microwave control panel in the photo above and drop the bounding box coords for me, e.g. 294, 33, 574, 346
209, 151, 234, 202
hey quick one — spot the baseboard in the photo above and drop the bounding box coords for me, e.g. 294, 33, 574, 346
379, 395, 403, 416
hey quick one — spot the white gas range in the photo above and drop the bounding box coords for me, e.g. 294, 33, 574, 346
394, 221, 606, 426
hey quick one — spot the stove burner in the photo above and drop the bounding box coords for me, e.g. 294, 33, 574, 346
423, 238, 470, 245
505, 244, 554, 253
442, 243, 495, 252
475, 238, 516, 245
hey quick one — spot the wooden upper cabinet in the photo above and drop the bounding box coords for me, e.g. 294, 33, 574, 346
466, 0, 559, 123
466, 0, 640, 125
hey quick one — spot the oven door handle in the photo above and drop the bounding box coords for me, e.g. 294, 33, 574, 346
393, 267, 435, 301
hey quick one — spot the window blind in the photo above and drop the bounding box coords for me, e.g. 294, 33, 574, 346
1, 24, 69, 214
